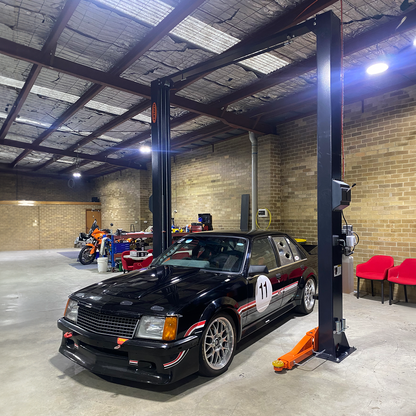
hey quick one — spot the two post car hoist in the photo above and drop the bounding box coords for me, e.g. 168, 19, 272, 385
150, 11, 355, 366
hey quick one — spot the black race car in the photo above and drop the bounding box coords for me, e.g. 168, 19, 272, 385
58, 231, 317, 385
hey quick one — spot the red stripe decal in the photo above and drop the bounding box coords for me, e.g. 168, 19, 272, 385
238, 282, 299, 315
163, 320, 206, 369
185, 320, 206, 336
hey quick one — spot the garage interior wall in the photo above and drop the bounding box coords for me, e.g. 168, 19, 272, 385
170, 133, 281, 231
92, 168, 152, 232
277, 84, 416, 301
0, 172, 99, 251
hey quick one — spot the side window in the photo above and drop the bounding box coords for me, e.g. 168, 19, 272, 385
251, 238, 277, 270
272, 237, 294, 266
286, 238, 305, 262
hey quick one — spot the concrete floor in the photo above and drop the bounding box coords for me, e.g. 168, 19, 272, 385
1, 248, 416, 416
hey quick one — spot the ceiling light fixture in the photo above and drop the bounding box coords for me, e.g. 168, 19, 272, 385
140, 145, 152, 154
366, 62, 389, 75
73, 171, 81, 178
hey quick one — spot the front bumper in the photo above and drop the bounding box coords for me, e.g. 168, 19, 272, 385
57, 318, 200, 385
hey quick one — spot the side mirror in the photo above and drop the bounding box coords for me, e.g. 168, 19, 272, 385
248, 265, 269, 276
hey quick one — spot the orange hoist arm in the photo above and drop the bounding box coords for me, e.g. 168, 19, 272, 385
272, 327, 318, 372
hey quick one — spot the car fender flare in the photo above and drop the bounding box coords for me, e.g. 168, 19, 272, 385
200, 297, 242, 342
298, 270, 317, 289
294, 271, 317, 303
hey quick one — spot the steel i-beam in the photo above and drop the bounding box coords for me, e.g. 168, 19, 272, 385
151, 79, 172, 257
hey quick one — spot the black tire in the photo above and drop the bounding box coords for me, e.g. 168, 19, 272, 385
79, 246, 96, 265
199, 312, 237, 377
296, 277, 316, 314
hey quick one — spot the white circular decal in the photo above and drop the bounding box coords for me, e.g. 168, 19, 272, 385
255, 275, 273, 313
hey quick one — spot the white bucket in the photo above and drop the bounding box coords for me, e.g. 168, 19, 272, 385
97, 257, 108, 273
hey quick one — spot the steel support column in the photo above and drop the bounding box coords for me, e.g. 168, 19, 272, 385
151, 79, 172, 257
316, 11, 355, 361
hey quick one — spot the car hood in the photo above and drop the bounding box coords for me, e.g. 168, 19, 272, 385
72, 265, 230, 315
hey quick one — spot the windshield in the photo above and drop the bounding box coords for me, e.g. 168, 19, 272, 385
152, 236, 248, 273
88, 219, 98, 235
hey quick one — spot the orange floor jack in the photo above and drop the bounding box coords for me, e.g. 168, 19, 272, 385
272, 327, 319, 372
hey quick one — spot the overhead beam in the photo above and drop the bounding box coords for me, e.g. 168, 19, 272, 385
0, 165, 73, 180
13, 0, 206, 167
1, 139, 146, 169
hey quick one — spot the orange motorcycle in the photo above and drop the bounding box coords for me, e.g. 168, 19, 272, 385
78, 220, 111, 265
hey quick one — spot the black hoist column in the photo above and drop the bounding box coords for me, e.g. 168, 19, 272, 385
316, 11, 355, 362
151, 78, 172, 258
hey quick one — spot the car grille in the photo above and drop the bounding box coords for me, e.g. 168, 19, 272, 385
77, 306, 139, 338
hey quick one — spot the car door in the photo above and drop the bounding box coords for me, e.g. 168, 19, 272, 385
243, 237, 282, 328
271, 236, 308, 307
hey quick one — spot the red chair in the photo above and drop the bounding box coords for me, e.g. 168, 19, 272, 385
132, 252, 153, 270
356, 255, 394, 304
121, 250, 135, 273
388, 259, 416, 305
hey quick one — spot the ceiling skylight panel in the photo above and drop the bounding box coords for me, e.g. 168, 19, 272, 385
98, 0, 173, 26
172, 15, 239, 54
95, 0, 288, 73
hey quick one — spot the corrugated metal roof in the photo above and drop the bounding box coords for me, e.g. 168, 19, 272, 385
0, 0, 414, 177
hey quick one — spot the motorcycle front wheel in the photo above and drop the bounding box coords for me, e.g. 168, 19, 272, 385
79, 246, 96, 265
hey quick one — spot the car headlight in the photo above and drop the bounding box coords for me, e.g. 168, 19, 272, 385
135, 316, 178, 341
64, 299, 79, 323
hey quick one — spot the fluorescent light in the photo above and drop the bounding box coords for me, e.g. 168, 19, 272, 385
140, 145, 151, 154
73, 172, 82, 178
366, 62, 388, 75
96, 0, 288, 74
55, 159, 76, 164
18, 200, 35, 206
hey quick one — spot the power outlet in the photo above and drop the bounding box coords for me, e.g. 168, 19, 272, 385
258, 209, 268, 218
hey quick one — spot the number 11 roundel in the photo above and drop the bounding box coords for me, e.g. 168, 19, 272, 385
255, 275, 273, 313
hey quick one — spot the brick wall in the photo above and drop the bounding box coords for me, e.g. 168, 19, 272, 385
0, 172, 98, 251
276, 85, 416, 301
91, 135, 280, 234
277, 114, 318, 243
171, 134, 280, 231
92, 168, 152, 232
0, 202, 100, 251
